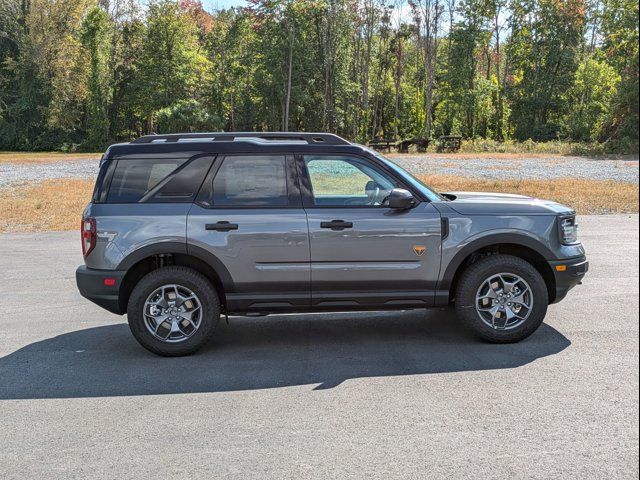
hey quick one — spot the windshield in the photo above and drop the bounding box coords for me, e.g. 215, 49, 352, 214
360, 146, 445, 202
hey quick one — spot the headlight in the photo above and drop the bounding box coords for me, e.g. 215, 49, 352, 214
558, 215, 579, 244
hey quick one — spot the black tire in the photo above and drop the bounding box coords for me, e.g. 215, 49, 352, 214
127, 266, 220, 356
454, 254, 549, 343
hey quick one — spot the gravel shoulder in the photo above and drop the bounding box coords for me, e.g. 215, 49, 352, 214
1, 154, 637, 189
389, 154, 639, 183
0, 158, 99, 188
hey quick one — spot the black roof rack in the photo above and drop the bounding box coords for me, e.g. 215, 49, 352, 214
131, 132, 351, 145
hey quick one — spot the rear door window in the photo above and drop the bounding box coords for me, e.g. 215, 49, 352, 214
210, 155, 289, 207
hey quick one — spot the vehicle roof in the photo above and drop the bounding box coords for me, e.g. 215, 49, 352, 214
104, 132, 371, 159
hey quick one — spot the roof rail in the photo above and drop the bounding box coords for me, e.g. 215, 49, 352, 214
131, 132, 351, 146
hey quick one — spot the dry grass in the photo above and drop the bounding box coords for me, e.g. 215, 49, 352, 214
0, 175, 637, 233
420, 175, 639, 214
0, 179, 93, 232
387, 152, 566, 160
0, 151, 101, 164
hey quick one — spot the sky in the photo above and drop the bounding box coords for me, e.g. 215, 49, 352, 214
200, 0, 415, 26
197, 1, 505, 38
201, 0, 248, 11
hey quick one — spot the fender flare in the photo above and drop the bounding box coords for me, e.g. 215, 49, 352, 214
116, 241, 235, 292
439, 232, 555, 292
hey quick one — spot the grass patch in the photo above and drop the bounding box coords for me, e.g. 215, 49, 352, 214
0, 179, 93, 232
0, 175, 636, 233
387, 139, 639, 157
456, 139, 614, 156
0, 151, 101, 164
420, 175, 639, 214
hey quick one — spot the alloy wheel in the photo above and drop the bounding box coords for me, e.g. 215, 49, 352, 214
143, 284, 203, 343
475, 273, 534, 330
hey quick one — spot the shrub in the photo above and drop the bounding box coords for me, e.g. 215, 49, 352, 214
155, 100, 222, 133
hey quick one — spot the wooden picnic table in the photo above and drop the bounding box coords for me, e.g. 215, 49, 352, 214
437, 135, 463, 152
397, 138, 430, 153
368, 139, 395, 152
369, 137, 431, 153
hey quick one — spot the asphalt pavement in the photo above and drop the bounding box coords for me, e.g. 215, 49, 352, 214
0, 214, 638, 479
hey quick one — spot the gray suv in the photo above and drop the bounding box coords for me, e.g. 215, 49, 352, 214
76, 132, 588, 356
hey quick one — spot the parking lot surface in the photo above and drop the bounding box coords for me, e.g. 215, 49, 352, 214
0, 215, 638, 479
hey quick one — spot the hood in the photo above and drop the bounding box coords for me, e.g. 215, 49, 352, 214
441, 191, 575, 215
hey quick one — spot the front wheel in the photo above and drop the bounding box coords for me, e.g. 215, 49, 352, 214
127, 266, 220, 356
454, 255, 549, 343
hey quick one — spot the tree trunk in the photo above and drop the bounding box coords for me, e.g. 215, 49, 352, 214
284, 29, 293, 132
394, 42, 402, 139
495, 11, 504, 141
424, 0, 440, 140
229, 91, 235, 131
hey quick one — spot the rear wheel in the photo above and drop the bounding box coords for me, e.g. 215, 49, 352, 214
454, 255, 549, 343
127, 266, 220, 356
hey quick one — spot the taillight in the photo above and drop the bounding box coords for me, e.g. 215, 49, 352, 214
81, 217, 96, 257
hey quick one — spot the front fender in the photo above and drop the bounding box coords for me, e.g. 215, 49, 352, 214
436, 211, 561, 298
440, 230, 556, 289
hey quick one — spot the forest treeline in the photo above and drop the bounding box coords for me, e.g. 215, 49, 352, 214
0, 0, 638, 152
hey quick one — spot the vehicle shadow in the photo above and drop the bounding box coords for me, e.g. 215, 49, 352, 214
0, 309, 570, 399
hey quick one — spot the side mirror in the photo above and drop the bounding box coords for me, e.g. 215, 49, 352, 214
387, 188, 415, 209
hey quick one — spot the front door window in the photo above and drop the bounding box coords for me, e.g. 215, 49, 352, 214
303, 155, 399, 207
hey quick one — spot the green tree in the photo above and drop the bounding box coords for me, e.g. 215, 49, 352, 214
81, 6, 112, 148
0, 0, 638, 151
508, 0, 587, 140
138, 0, 210, 132
564, 57, 619, 141
599, 0, 639, 148
440, 0, 493, 138
109, 18, 145, 139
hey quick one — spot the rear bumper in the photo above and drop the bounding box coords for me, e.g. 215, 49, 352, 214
548, 255, 589, 304
76, 266, 126, 315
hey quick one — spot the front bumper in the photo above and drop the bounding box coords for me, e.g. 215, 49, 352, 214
548, 255, 589, 303
76, 266, 127, 314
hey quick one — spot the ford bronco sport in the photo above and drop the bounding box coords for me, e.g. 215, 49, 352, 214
76, 132, 588, 356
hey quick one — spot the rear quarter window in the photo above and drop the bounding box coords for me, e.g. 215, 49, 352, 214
105, 156, 213, 203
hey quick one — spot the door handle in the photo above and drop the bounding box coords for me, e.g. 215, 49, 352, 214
320, 220, 353, 230
206, 221, 238, 232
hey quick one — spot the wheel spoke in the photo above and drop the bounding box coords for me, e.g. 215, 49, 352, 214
478, 305, 498, 312
153, 317, 173, 340
500, 276, 517, 294
178, 295, 198, 308
179, 308, 198, 321
491, 310, 498, 329
176, 316, 197, 336
511, 288, 530, 307
479, 290, 499, 301
481, 305, 500, 328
